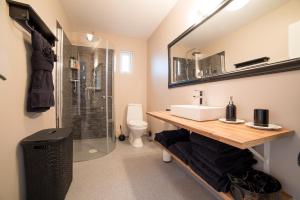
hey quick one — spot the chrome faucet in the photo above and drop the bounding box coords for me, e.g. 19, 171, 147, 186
193, 90, 204, 105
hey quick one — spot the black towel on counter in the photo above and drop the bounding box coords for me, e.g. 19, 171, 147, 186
168, 142, 192, 164
191, 143, 255, 169
154, 129, 190, 148
190, 157, 230, 192
27, 30, 55, 112
190, 133, 236, 154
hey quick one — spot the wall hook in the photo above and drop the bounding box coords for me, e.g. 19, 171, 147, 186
0, 74, 7, 81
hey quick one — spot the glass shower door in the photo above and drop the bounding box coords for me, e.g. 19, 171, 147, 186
56, 27, 115, 162
105, 46, 116, 154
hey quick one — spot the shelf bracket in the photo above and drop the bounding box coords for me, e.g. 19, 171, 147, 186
248, 147, 266, 161
247, 142, 270, 173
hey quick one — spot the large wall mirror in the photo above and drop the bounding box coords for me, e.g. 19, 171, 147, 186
168, 0, 300, 88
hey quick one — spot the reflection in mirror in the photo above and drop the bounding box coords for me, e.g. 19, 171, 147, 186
169, 0, 300, 86
172, 51, 225, 82
94, 64, 102, 90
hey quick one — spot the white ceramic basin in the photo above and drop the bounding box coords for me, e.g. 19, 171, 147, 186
170, 105, 225, 121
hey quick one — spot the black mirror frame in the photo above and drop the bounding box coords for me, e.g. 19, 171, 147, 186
168, 0, 300, 88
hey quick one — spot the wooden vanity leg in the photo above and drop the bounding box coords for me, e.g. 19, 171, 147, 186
162, 150, 172, 163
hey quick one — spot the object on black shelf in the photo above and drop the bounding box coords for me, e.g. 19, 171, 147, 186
118, 125, 126, 141
254, 109, 269, 127
229, 169, 281, 200
226, 96, 236, 121
21, 128, 73, 200
235, 57, 270, 68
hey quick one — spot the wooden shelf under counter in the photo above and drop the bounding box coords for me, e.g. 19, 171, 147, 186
147, 111, 293, 149
148, 111, 293, 199
155, 142, 292, 200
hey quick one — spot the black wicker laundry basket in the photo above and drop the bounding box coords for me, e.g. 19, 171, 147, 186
21, 128, 73, 200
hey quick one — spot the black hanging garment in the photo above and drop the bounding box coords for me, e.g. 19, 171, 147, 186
27, 30, 55, 112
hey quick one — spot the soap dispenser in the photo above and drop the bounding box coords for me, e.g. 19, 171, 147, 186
226, 96, 236, 121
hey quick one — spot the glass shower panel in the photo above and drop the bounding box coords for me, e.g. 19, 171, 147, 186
57, 30, 115, 162
74, 47, 108, 161
106, 46, 115, 153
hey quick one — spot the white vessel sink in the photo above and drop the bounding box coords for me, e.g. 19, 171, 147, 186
170, 105, 225, 121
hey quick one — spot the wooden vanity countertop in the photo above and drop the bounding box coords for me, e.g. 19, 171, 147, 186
147, 111, 293, 149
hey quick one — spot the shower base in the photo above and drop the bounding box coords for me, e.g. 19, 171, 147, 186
73, 138, 115, 162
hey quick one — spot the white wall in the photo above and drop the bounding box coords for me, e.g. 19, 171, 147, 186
70, 32, 148, 136
0, 0, 71, 199
147, 0, 300, 198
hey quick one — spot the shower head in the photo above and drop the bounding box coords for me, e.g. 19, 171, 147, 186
185, 48, 202, 59
192, 51, 202, 56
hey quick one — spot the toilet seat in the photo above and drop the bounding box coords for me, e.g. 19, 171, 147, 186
128, 120, 148, 129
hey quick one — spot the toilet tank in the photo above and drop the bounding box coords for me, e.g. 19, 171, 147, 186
127, 104, 143, 122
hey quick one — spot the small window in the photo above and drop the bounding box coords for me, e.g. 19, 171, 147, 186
120, 51, 133, 73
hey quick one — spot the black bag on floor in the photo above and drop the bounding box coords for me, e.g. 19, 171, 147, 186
228, 169, 281, 200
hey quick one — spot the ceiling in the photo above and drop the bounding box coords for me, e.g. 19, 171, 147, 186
60, 0, 178, 39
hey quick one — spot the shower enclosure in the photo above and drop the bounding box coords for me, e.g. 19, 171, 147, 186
56, 27, 116, 162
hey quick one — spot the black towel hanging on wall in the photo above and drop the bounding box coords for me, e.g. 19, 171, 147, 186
27, 30, 55, 112
6, 0, 58, 46
7, 0, 58, 112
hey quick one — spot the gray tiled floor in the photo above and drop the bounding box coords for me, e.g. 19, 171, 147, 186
66, 138, 217, 200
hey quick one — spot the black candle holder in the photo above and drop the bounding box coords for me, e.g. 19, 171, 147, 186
254, 109, 269, 127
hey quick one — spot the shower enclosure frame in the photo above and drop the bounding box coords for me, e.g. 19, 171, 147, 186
55, 23, 63, 127
55, 23, 116, 161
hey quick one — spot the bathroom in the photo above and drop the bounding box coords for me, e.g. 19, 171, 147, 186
0, 0, 300, 199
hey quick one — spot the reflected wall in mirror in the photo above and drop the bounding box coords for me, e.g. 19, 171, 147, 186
169, 0, 300, 87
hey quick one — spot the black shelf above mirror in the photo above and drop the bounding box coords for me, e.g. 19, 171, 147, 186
7, 0, 58, 46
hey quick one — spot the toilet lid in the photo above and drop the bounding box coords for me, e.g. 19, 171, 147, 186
128, 120, 148, 127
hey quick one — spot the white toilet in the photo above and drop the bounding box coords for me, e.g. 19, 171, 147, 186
127, 104, 148, 148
